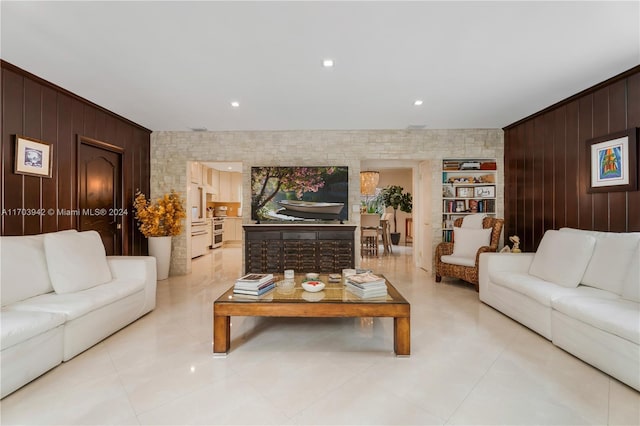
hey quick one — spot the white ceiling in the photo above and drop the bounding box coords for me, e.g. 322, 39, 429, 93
2, 1, 639, 132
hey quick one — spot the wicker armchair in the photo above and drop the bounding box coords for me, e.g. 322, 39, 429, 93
435, 217, 504, 291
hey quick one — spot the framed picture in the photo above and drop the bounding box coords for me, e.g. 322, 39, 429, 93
474, 185, 495, 198
456, 187, 473, 198
455, 200, 466, 213
14, 136, 53, 178
587, 128, 638, 193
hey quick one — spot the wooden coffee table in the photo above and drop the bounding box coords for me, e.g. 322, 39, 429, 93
213, 274, 410, 356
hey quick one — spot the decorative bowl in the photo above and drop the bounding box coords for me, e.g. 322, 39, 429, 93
302, 280, 325, 292
305, 272, 320, 280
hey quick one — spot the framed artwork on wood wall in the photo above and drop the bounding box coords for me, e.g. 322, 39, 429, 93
14, 135, 53, 178
587, 127, 638, 193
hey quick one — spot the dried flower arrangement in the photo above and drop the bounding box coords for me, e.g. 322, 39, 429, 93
133, 190, 186, 237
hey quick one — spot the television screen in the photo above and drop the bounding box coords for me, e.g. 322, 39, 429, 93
251, 166, 349, 222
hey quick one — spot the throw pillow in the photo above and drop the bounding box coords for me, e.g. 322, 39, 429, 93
44, 230, 112, 294
529, 230, 596, 288
581, 235, 640, 294
452, 227, 492, 260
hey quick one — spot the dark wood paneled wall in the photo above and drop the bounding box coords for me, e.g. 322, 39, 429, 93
1, 61, 151, 255
504, 66, 640, 252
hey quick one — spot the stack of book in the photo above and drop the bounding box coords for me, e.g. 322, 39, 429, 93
345, 272, 387, 298
233, 273, 276, 297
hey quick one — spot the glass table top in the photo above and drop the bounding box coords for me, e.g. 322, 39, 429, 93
216, 273, 409, 305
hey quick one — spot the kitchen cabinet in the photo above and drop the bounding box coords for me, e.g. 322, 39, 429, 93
223, 217, 243, 242
190, 162, 201, 184
218, 171, 242, 202
230, 173, 242, 202
219, 172, 231, 201
208, 168, 220, 195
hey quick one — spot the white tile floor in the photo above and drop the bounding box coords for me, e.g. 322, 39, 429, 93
1, 246, 639, 425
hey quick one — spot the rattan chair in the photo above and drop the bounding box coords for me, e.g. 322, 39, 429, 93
435, 216, 504, 291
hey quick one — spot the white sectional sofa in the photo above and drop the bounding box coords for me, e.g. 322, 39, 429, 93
479, 228, 640, 391
0, 230, 156, 398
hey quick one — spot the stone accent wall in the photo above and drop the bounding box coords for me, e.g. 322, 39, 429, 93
151, 129, 504, 275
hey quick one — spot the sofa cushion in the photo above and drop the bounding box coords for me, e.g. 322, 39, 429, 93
0, 231, 77, 306
552, 296, 640, 345
452, 227, 492, 259
491, 272, 618, 307
529, 230, 596, 288
0, 310, 66, 350
621, 243, 640, 302
6, 277, 145, 321
560, 228, 640, 294
44, 230, 112, 294
440, 254, 476, 267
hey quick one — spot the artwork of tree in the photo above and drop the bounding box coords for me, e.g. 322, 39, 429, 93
251, 167, 337, 213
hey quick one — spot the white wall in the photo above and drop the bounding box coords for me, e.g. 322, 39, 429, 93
151, 129, 503, 275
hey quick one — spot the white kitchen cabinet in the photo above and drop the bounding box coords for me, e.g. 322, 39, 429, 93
222, 217, 242, 242
219, 172, 231, 201
208, 168, 220, 195
230, 173, 242, 202
190, 162, 201, 184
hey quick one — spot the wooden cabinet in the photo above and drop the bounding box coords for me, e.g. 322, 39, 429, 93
244, 225, 356, 273
442, 159, 497, 242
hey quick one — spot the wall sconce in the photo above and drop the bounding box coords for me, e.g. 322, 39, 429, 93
360, 171, 380, 196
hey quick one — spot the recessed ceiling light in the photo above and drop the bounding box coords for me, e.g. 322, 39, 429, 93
231, 101, 240, 108
227, 166, 233, 170
414, 100, 424, 106
322, 59, 334, 68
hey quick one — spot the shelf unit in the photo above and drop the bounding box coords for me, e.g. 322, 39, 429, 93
442, 159, 497, 242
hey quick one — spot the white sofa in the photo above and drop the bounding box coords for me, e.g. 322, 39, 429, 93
480, 228, 640, 391
0, 230, 156, 398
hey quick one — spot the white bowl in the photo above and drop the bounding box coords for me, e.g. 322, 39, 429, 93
301, 291, 325, 302
302, 281, 325, 292
305, 272, 320, 280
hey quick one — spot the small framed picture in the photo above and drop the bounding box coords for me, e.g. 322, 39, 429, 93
14, 136, 53, 178
474, 185, 495, 198
455, 200, 466, 212
587, 127, 638, 193
456, 187, 473, 198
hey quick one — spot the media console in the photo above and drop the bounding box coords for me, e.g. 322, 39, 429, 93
243, 224, 356, 273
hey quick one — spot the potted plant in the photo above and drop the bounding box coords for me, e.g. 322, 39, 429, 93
380, 185, 412, 245
133, 190, 186, 280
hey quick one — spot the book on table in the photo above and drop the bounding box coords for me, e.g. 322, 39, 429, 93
344, 282, 387, 299
233, 281, 276, 296
347, 272, 386, 287
234, 278, 276, 291
236, 273, 274, 285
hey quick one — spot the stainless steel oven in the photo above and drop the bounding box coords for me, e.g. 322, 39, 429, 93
212, 217, 224, 248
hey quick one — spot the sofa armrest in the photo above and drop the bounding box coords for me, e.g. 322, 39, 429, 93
479, 252, 535, 298
107, 256, 157, 314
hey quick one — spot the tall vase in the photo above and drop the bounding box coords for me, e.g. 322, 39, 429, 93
148, 236, 172, 280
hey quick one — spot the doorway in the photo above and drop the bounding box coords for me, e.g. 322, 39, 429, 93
77, 136, 124, 255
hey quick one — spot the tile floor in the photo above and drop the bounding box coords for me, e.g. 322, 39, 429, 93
1, 246, 639, 425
